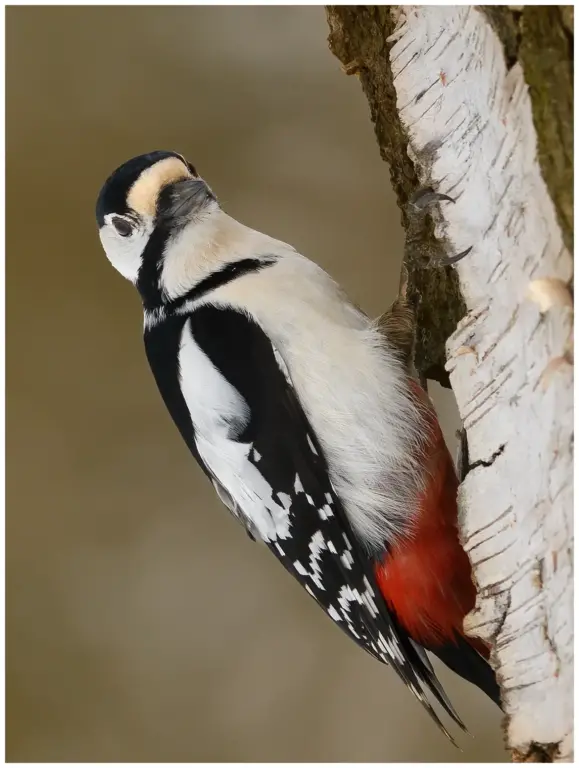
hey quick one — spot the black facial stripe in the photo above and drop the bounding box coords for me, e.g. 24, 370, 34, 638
137, 224, 171, 310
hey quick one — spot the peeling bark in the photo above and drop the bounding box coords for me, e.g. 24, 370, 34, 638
326, 5, 573, 762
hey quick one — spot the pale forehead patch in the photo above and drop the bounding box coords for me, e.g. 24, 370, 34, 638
127, 156, 191, 217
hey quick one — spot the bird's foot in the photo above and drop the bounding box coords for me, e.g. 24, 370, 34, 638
406, 187, 472, 267
409, 188, 456, 211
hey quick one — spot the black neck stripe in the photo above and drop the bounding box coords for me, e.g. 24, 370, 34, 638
170, 256, 277, 310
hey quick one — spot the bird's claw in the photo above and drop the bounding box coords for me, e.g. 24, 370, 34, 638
410, 187, 457, 210
430, 245, 473, 267
407, 187, 473, 267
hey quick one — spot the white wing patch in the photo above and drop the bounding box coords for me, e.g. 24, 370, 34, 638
178, 320, 296, 542
178, 321, 250, 439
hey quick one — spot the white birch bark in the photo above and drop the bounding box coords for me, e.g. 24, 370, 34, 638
387, 6, 573, 761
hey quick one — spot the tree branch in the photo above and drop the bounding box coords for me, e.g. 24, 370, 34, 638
326, 5, 573, 761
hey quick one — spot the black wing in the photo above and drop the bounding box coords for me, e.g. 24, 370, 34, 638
146, 304, 464, 739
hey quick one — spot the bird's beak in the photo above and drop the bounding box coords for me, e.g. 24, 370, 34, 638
160, 177, 213, 225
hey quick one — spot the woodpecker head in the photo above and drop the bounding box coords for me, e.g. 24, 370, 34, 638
96, 150, 218, 289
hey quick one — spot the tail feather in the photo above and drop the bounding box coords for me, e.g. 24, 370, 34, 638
409, 638, 468, 730
427, 633, 502, 709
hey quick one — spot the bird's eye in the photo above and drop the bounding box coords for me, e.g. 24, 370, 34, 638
111, 216, 134, 237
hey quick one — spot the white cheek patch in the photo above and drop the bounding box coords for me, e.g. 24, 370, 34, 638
100, 217, 154, 284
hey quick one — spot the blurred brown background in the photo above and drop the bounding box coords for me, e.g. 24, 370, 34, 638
6, 6, 506, 762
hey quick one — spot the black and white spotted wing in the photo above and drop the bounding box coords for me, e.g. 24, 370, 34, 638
144, 304, 463, 738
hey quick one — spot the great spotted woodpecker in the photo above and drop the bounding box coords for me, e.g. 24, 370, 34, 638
96, 150, 501, 742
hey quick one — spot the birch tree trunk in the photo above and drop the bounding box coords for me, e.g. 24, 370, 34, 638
326, 6, 573, 762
